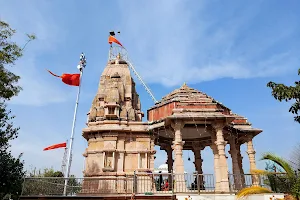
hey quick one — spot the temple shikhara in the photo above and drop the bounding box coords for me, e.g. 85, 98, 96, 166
81, 44, 262, 194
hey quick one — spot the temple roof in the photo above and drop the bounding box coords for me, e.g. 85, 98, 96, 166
147, 83, 262, 136
149, 82, 230, 112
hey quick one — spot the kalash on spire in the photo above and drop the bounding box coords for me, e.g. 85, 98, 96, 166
82, 32, 155, 182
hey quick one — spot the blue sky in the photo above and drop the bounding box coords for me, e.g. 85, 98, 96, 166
0, 0, 299, 177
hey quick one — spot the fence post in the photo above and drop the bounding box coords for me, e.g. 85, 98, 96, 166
133, 170, 137, 194
197, 172, 200, 195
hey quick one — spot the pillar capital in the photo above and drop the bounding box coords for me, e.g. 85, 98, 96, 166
247, 150, 256, 155
160, 143, 172, 151
246, 134, 254, 141
171, 120, 185, 130
211, 121, 225, 131
227, 134, 236, 141
192, 142, 205, 151
172, 141, 185, 149
192, 146, 205, 151
215, 140, 227, 146
210, 143, 218, 154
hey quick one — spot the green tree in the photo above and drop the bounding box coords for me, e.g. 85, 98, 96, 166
23, 168, 81, 196
267, 71, 300, 123
0, 20, 35, 199
237, 153, 300, 200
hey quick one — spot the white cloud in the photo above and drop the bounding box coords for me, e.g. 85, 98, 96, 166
118, 0, 299, 87
2, 0, 299, 180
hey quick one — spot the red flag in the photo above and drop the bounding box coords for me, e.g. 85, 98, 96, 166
47, 70, 80, 86
108, 35, 123, 47
43, 142, 67, 151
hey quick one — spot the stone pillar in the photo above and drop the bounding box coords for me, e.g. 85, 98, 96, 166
210, 142, 221, 192
150, 136, 155, 171
192, 145, 204, 190
246, 135, 259, 185
102, 152, 106, 169
138, 153, 140, 169
212, 123, 230, 192
171, 120, 186, 192
117, 137, 125, 173
228, 135, 242, 190
192, 148, 203, 174
163, 144, 173, 190
112, 151, 115, 170
165, 146, 173, 173
145, 153, 148, 168
236, 143, 245, 186
160, 143, 173, 172
118, 152, 124, 172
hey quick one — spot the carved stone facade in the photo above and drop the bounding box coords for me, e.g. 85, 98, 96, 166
82, 56, 155, 193
82, 56, 262, 193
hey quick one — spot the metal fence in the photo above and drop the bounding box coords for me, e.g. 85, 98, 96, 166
21, 173, 279, 196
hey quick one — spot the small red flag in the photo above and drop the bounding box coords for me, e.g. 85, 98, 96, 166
47, 70, 80, 86
43, 142, 67, 151
108, 35, 123, 47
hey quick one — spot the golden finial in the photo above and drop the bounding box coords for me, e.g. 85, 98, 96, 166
180, 82, 187, 89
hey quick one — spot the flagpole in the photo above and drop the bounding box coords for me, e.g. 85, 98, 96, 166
63, 53, 86, 196
61, 140, 68, 173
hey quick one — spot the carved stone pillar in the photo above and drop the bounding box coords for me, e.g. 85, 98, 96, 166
162, 143, 173, 190
171, 121, 185, 173
150, 136, 155, 171
138, 153, 141, 169
212, 123, 230, 192
160, 143, 173, 172
192, 144, 204, 190
145, 153, 148, 168
236, 143, 245, 186
171, 120, 186, 192
112, 151, 115, 169
117, 138, 125, 173
102, 152, 106, 169
166, 147, 173, 173
192, 148, 203, 174
246, 135, 259, 185
210, 141, 221, 191
228, 135, 242, 190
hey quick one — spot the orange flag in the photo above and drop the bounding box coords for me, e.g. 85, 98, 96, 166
108, 35, 123, 47
43, 142, 67, 151
47, 70, 80, 86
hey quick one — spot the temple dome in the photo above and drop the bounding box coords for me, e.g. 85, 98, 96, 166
147, 82, 233, 122
147, 83, 262, 141
154, 82, 228, 110
154, 163, 187, 173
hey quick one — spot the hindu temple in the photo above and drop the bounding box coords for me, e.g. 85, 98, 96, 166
80, 48, 262, 195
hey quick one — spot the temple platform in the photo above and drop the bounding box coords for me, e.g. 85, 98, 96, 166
20, 195, 176, 200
